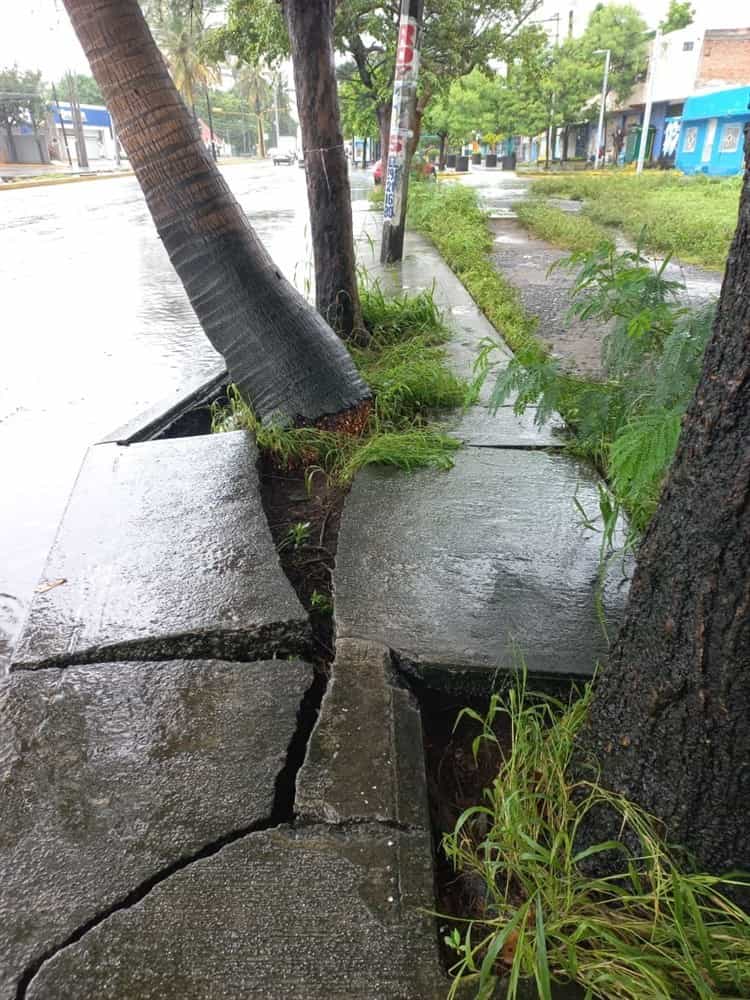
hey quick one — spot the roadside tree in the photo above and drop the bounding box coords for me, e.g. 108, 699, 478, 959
62, 0, 370, 428
579, 140, 750, 878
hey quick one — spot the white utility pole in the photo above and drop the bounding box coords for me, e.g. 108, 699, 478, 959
636, 28, 661, 175
593, 48, 611, 169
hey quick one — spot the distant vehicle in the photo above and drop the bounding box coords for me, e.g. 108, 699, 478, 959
271, 149, 296, 166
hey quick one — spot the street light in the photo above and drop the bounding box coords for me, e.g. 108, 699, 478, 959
636, 28, 661, 175
593, 48, 611, 170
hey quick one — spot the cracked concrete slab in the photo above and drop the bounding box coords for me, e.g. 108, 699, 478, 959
0, 658, 312, 1000
296, 638, 429, 828
335, 448, 632, 690
12, 431, 309, 670
25, 824, 446, 1000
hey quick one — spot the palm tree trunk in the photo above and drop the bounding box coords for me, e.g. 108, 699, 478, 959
256, 113, 266, 158
282, 0, 366, 345
62, 0, 369, 428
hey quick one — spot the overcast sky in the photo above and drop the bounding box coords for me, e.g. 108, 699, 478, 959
1, 0, 749, 84
0, 0, 91, 80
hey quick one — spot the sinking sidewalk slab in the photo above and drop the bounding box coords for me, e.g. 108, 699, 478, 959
443, 402, 564, 448
25, 824, 446, 1000
12, 430, 308, 670
296, 638, 429, 828
0, 658, 312, 1000
335, 448, 631, 691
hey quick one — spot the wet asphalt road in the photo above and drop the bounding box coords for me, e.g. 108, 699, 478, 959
0, 161, 373, 671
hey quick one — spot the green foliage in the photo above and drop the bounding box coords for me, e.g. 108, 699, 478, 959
0, 65, 43, 132
309, 589, 333, 614
442, 676, 750, 1000
211, 285, 466, 483
52, 73, 103, 106
277, 521, 312, 552
489, 240, 716, 529
515, 200, 613, 254
408, 183, 542, 360
529, 173, 740, 270
660, 0, 695, 33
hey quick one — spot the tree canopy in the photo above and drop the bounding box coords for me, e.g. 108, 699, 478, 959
0, 66, 44, 132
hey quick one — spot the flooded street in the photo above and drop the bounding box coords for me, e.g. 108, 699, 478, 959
0, 161, 372, 670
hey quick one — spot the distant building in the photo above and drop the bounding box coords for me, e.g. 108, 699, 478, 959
50, 102, 117, 161
197, 118, 229, 157
675, 86, 750, 175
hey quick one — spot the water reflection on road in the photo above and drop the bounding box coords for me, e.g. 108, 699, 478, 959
0, 161, 373, 671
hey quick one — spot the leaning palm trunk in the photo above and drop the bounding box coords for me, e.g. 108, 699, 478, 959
63, 0, 370, 427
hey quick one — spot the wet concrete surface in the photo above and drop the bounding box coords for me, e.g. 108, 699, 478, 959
0, 656, 312, 1000
25, 824, 445, 999
12, 431, 308, 670
296, 638, 429, 828
0, 162, 373, 672
335, 448, 631, 691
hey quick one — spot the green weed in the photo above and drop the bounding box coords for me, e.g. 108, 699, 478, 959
442, 675, 750, 999
408, 183, 543, 361
211, 284, 466, 483
514, 199, 613, 254
277, 521, 312, 552
484, 240, 715, 531
528, 172, 740, 269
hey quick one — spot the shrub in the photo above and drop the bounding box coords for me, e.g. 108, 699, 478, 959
443, 676, 750, 999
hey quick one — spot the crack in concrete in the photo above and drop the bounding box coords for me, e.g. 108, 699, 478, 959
10, 621, 313, 674
15, 666, 326, 1000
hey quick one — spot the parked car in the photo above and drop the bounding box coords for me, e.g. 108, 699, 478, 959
271, 149, 296, 166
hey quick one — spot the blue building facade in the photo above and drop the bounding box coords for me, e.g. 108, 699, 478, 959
675, 86, 750, 176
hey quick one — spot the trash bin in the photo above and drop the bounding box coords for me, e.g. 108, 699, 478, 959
456, 155, 469, 171
446, 153, 457, 169
501, 153, 517, 170
485, 153, 498, 168
472, 152, 482, 165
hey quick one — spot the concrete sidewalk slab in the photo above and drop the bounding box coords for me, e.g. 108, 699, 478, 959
296, 638, 429, 828
0, 658, 312, 1000
25, 825, 445, 1000
334, 447, 631, 689
12, 431, 308, 670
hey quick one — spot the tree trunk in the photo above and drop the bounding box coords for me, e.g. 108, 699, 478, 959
438, 133, 447, 171
62, 0, 369, 428
578, 129, 750, 878
377, 103, 391, 172
282, 0, 366, 345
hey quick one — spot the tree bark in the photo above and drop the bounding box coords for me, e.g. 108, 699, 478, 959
62, 0, 369, 428
282, 0, 366, 345
578, 128, 750, 878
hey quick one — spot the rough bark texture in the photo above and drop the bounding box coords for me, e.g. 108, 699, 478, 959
282, 0, 366, 346
579, 130, 750, 877
63, 0, 370, 427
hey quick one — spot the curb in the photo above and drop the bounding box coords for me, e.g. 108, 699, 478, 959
0, 170, 134, 192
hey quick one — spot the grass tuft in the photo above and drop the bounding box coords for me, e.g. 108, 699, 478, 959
211, 283, 466, 483
527, 172, 740, 270
443, 675, 750, 999
515, 199, 613, 254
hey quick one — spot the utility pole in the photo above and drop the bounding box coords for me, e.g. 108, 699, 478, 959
51, 83, 73, 166
540, 13, 559, 170
636, 28, 660, 175
273, 71, 281, 148
111, 113, 121, 166
204, 83, 217, 161
381, 0, 424, 263
67, 72, 88, 168
593, 48, 611, 169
